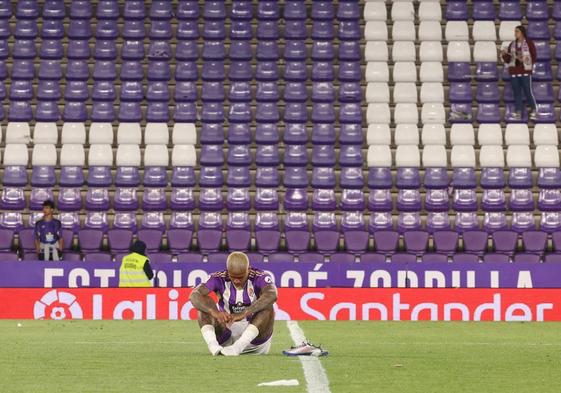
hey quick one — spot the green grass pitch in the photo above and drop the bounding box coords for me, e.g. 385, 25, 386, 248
1, 321, 560, 393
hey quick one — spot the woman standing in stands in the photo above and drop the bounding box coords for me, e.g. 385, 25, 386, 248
501, 25, 537, 121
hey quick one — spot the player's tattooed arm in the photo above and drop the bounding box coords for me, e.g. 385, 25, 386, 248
242, 284, 278, 317
190, 284, 232, 324
189, 284, 216, 314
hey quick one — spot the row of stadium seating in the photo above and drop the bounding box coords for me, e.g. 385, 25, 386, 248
3, 226, 561, 263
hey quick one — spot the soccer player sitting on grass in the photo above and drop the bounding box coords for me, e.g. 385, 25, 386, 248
190, 252, 277, 356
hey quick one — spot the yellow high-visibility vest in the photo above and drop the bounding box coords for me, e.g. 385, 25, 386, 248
119, 252, 152, 287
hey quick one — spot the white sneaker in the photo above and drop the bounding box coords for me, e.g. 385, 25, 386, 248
282, 341, 328, 357
529, 111, 537, 120
220, 345, 241, 357
511, 112, 521, 120
208, 343, 223, 356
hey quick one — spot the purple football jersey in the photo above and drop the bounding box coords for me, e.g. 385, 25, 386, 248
34, 219, 62, 245
204, 267, 274, 314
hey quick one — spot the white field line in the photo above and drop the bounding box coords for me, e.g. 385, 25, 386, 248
367, 341, 561, 347
286, 321, 331, 393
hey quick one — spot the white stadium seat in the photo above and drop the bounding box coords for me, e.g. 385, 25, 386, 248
144, 144, 170, 167
394, 103, 419, 124
32, 144, 57, 166
172, 145, 197, 167
117, 123, 142, 145
447, 41, 471, 62
499, 21, 520, 42
477, 124, 503, 145
366, 62, 389, 82
61, 123, 86, 144
473, 41, 498, 62
420, 62, 444, 82
89, 123, 114, 144
418, 1, 442, 21
88, 144, 114, 166
393, 62, 417, 82
391, 2, 415, 21
367, 103, 391, 124
34, 123, 58, 144
366, 82, 390, 103
392, 21, 416, 41
479, 145, 505, 168
422, 124, 446, 145
367, 124, 391, 146
422, 145, 448, 167
473, 21, 497, 41
60, 144, 86, 166
418, 21, 442, 41
393, 82, 418, 103
395, 124, 420, 145
420, 83, 444, 104
367, 145, 392, 168
421, 103, 446, 124
365, 41, 388, 62
5, 123, 31, 144
364, 2, 387, 21
396, 145, 421, 167
392, 41, 416, 62
445, 21, 469, 41
533, 124, 558, 145
172, 123, 197, 145
145, 123, 170, 145
419, 41, 443, 62
116, 144, 141, 167
506, 145, 532, 168
505, 124, 530, 146
365, 21, 388, 41
3, 144, 29, 165
534, 145, 560, 168
450, 124, 475, 145
451, 145, 476, 168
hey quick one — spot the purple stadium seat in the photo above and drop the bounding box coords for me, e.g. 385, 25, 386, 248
107, 229, 133, 255
473, 2, 496, 20
446, 1, 469, 20
167, 228, 193, 255
78, 229, 103, 253
499, 2, 521, 20
447, 62, 471, 82
226, 213, 251, 252
137, 229, 163, 253
476, 82, 500, 103
477, 103, 501, 123
521, 230, 547, 256
197, 212, 223, 253
0, 228, 13, 252
449, 82, 473, 103
492, 230, 518, 256
462, 230, 488, 255
528, 21, 550, 41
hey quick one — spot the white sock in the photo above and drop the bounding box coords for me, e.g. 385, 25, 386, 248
201, 325, 221, 354
232, 324, 260, 353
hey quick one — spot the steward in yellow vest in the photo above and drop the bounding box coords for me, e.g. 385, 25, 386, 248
119, 240, 154, 287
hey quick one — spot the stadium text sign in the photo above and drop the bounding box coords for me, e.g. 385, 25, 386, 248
1, 288, 561, 321
0, 261, 560, 288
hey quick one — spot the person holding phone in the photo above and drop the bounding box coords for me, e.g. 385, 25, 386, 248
500, 25, 537, 121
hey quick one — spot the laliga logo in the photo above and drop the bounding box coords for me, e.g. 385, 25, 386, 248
33, 290, 83, 320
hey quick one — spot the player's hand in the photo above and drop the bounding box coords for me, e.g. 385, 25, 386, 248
230, 311, 248, 322
211, 310, 232, 325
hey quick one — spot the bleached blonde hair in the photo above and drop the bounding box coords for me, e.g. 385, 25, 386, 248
226, 251, 250, 273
